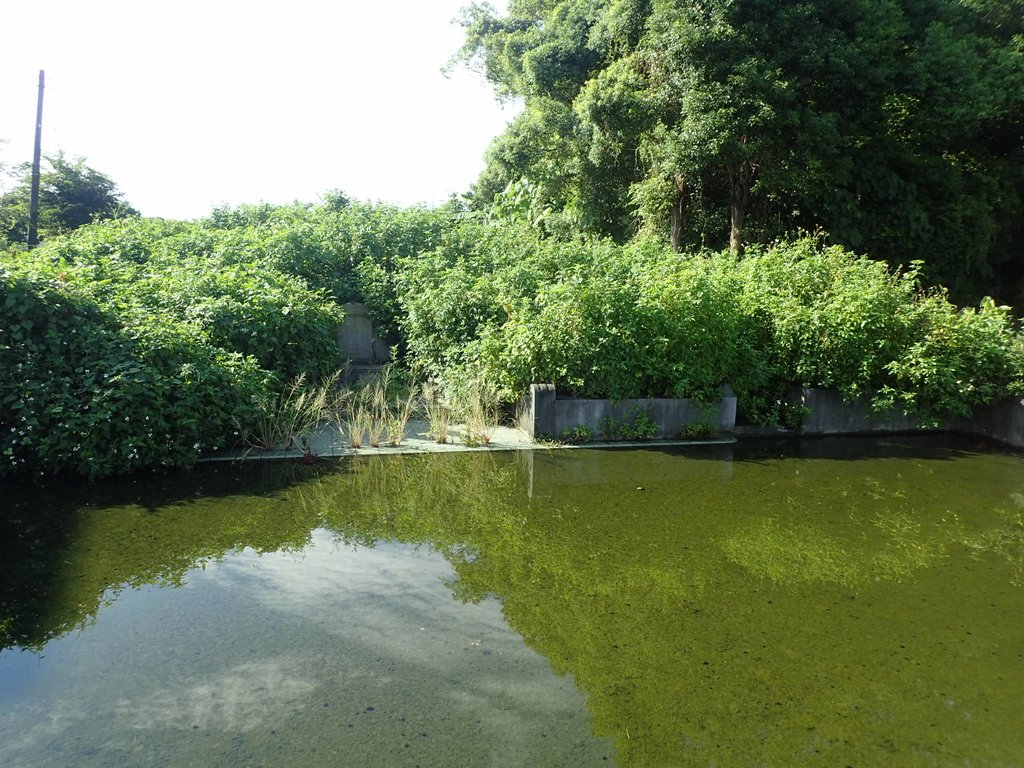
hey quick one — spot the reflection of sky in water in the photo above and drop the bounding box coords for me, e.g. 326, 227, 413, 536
205, 533, 513, 656
0, 533, 610, 768
116, 658, 318, 732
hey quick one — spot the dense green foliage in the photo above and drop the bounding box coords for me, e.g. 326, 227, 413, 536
397, 227, 1024, 424
3, 191, 1023, 479
0, 213, 352, 479
201, 196, 454, 342
37, 218, 347, 382
1, 152, 138, 246
456, 0, 1024, 303
0, 258, 272, 478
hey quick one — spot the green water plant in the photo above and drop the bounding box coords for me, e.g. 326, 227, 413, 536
559, 425, 593, 445
680, 423, 717, 439
599, 408, 659, 440
779, 402, 812, 433
624, 407, 659, 440
598, 414, 624, 440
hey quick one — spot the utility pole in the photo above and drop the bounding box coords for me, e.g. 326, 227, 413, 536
28, 70, 45, 249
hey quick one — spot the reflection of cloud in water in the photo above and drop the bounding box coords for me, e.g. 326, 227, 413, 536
204, 530, 513, 664
0, 700, 90, 762
117, 658, 316, 732
207, 530, 449, 603
2, 531, 609, 767
195, 530, 601, 760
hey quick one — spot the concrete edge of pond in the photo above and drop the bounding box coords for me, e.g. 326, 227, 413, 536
202, 418, 737, 463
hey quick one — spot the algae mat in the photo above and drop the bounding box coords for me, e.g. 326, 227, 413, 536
1, 435, 1022, 766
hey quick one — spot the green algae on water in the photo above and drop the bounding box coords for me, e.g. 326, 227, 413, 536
1, 435, 1022, 767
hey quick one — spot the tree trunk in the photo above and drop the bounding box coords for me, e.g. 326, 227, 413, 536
669, 175, 686, 252
728, 162, 753, 254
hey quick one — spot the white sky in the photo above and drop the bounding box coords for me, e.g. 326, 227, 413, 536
0, 0, 517, 220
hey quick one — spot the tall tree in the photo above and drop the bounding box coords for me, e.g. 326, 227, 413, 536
457, 0, 1024, 300
1, 152, 137, 245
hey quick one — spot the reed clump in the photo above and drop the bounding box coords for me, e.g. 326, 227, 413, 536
457, 377, 502, 447
421, 381, 452, 444
342, 365, 419, 448
241, 372, 341, 454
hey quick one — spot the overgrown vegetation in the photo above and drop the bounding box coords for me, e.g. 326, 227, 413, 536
1, 212, 347, 478
4, 200, 1024, 481
397, 227, 1024, 426
0, 259, 273, 478
3, 1, 1023, 483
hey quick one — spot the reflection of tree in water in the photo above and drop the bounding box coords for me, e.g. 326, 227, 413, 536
314, 447, 1024, 767
0, 462, 324, 650
4, 442, 1024, 766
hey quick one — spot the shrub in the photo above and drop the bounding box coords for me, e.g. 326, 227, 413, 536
142, 260, 344, 381
737, 240, 919, 400
396, 230, 1024, 426
397, 220, 603, 383
28, 218, 346, 382
737, 239, 1024, 422
878, 295, 1024, 423
433, 237, 774, 405
1, 262, 272, 479
203, 199, 455, 342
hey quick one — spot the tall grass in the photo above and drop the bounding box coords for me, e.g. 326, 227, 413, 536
421, 381, 452, 444
342, 365, 419, 448
241, 372, 340, 454
458, 377, 502, 447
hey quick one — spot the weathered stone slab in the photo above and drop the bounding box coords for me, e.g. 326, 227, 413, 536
338, 302, 391, 364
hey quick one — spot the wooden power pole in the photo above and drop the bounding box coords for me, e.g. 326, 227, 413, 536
28, 70, 45, 249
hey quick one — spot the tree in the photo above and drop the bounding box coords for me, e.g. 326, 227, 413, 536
1, 152, 138, 246
456, 0, 1024, 301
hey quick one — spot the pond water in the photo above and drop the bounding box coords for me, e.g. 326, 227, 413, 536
1, 435, 1023, 767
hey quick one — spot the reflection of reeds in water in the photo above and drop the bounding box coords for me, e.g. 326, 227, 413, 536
299, 451, 525, 533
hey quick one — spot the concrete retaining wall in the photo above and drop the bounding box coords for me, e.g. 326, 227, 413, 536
517, 384, 737, 440
787, 388, 1024, 449
517, 384, 1024, 449
951, 396, 1024, 449
793, 388, 927, 435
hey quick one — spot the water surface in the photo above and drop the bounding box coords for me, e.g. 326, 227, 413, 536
1, 435, 1022, 766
